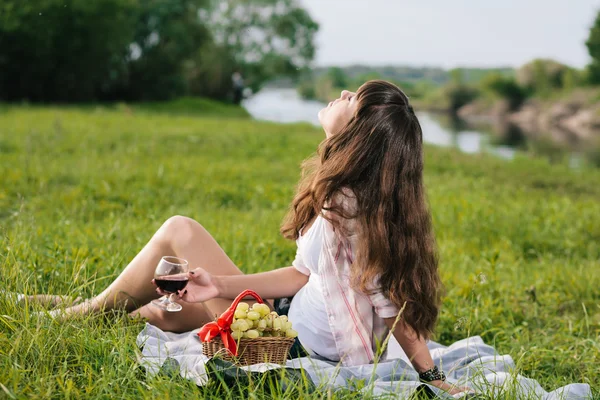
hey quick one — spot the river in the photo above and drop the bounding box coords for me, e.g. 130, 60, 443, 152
243, 88, 586, 166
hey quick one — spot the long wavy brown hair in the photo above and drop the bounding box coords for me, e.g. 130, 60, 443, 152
281, 80, 442, 339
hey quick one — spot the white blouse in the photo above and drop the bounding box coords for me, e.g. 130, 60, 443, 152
288, 215, 340, 361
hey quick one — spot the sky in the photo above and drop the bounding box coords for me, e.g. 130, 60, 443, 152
299, 0, 600, 68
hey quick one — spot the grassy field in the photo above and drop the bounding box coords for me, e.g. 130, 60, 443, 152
0, 100, 599, 399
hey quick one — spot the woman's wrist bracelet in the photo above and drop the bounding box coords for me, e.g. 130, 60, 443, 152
419, 365, 446, 382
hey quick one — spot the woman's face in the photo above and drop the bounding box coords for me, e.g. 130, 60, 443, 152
318, 90, 358, 138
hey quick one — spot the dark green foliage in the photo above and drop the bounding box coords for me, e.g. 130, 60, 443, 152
0, 0, 138, 101
585, 10, 600, 84
0, 0, 211, 102
198, 0, 319, 97
0, 0, 318, 102
115, 0, 212, 101
480, 73, 528, 110
184, 41, 238, 101
441, 83, 479, 114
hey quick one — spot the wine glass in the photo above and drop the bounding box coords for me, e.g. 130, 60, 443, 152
151, 256, 189, 312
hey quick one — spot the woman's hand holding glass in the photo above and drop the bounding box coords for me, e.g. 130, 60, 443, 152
154, 267, 220, 304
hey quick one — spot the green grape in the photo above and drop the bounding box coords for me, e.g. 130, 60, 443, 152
270, 311, 278, 317
236, 302, 250, 312
265, 316, 273, 328
257, 319, 267, 331
234, 309, 247, 319
253, 303, 270, 317
285, 329, 298, 338
230, 321, 241, 331
272, 317, 282, 330
231, 330, 243, 340
279, 315, 288, 323
252, 319, 260, 328
284, 321, 293, 331
247, 311, 260, 320
245, 329, 260, 339
237, 319, 250, 332
262, 304, 272, 316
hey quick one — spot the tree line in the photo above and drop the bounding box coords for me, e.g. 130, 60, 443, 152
0, 0, 318, 102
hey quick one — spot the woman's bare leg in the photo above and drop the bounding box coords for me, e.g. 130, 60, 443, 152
1, 290, 79, 307
59, 216, 247, 331
25, 295, 82, 307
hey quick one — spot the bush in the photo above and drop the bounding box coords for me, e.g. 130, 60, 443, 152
516, 59, 572, 95
441, 84, 479, 114
297, 80, 317, 100
481, 73, 528, 110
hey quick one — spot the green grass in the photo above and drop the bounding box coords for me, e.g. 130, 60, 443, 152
0, 101, 599, 399
0, 96, 251, 120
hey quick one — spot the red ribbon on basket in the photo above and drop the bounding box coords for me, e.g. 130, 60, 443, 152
197, 289, 264, 356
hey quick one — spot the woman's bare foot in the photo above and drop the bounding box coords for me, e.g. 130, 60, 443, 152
34, 299, 95, 321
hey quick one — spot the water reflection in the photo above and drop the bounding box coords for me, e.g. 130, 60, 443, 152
243, 88, 323, 125
497, 123, 529, 149
416, 112, 517, 159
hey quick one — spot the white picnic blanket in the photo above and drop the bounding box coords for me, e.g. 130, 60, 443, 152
136, 323, 591, 399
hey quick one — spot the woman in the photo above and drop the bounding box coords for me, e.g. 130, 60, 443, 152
37, 80, 466, 395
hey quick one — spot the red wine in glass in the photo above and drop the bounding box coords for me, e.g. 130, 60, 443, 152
154, 276, 189, 293
151, 256, 189, 312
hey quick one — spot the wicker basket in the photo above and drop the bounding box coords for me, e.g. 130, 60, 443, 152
199, 289, 296, 366
202, 336, 295, 366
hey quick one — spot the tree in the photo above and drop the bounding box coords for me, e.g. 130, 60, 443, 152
481, 73, 527, 110
184, 41, 238, 101
115, 0, 212, 101
0, 0, 318, 102
199, 0, 319, 95
0, 0, 138, 101
0, 0, 213, 102
585, 11, 600, 84
586, 10, 600, 84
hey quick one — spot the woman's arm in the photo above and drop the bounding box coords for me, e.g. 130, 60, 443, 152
169, 266, 308, 303
214, 266, 308, 299
383, 318, 468, 395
